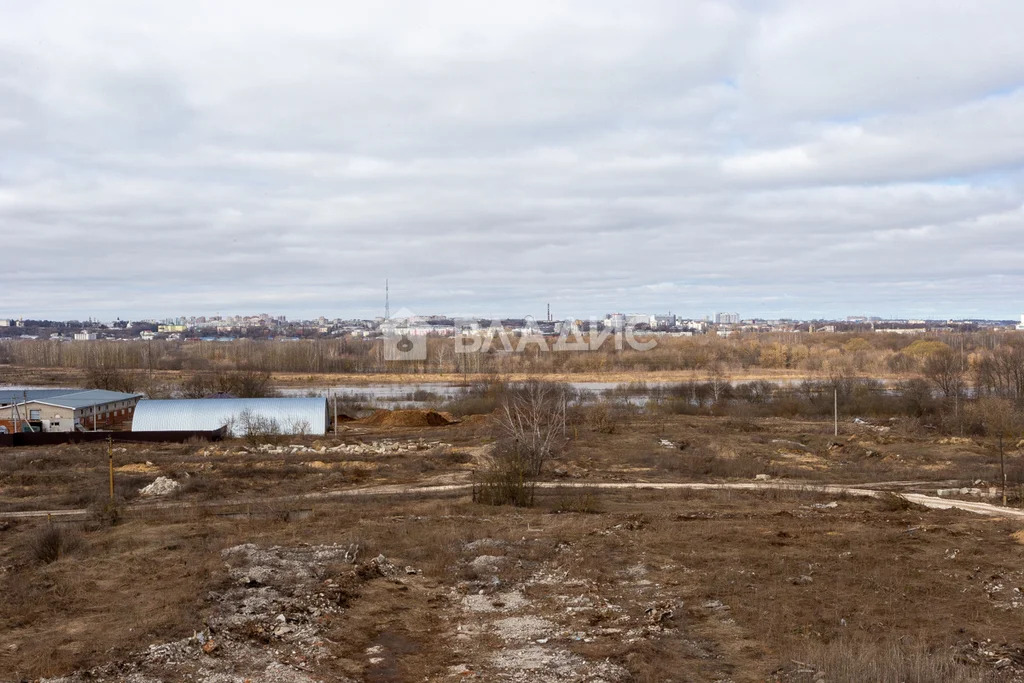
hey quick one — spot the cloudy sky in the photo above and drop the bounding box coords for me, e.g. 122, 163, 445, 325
2, 0, 1023, 321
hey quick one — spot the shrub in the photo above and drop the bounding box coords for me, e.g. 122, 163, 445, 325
552, 492, 602, 514
30, 525, 83, 564
90, 500, 122, 527
443, 395, 499, 417
473, 449, 535, 507
875, 491, 926, 512
573, 401, 639, 434
233, 408, 283, 446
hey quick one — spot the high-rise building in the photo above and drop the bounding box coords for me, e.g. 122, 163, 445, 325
715, 312, 740, 325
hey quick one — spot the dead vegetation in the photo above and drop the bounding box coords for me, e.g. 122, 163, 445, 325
27, 524, 83, 564
3, 405, 1024, 680
3, 490, 1024, 681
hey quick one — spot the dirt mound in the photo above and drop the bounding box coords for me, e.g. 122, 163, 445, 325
456, 413, 495, 428
361, 409, 456, 427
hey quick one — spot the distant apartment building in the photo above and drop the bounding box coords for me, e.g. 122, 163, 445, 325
607, 313, 626, 330
715, 312, 740, 325
650, 314, 677, 329
874, 328, 925, 335
73, 330, 97, 341
625, 314, 650, 327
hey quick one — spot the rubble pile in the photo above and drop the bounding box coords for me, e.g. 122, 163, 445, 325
41, 543, 410, 682
247, 440, 453, 457
138, 476, 180, 497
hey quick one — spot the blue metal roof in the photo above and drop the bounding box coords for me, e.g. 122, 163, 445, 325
0, 389, 141, 409
131, 398, 328, 436
0, 389, 71, 405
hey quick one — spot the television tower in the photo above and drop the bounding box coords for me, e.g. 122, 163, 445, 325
385, 279, 390, 320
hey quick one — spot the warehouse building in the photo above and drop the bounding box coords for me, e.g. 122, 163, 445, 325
0, 389, 143, 433
131, 398, 329, 437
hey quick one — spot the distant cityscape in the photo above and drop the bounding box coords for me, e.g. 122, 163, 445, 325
2, 311, 1023, 342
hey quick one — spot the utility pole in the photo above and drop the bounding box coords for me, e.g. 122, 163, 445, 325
834, 388, 839, 437
954, 335, 962, 438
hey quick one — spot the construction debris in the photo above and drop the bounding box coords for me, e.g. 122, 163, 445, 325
139, 476, 180, 497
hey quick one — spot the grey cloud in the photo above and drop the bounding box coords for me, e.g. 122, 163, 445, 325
1, 0, 1023, 320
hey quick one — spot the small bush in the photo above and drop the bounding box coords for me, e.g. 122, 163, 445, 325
30, 525, 83, 564
572, 401, 638, 434
443, 395, 498, 417
552, 492, 602, 514
90, 500, 122, 527
473, 452, 535, 507
233, 408, 284, 447
876, 491, 926, 512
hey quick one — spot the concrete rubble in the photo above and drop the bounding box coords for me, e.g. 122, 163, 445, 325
39, 543, 405, 682
138, 476, 180, 497
937, 487, 998, 498
246, 440, 453, 457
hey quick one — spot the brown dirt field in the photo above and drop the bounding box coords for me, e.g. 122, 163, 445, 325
2, 413, 1024, 681
1, 490, 1023, 681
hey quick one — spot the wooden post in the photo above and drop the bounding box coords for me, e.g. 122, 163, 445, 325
1000, 433, 1007, 506
833, 389, 838, 437
108, 436, 115, 501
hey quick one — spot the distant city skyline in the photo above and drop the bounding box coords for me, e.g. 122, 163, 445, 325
2, 307, 1021, 326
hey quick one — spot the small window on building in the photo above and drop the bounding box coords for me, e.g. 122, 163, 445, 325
29, 409, 41, 420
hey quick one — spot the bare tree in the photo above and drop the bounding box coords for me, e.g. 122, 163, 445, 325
493, 381, 569, 477
234, 408, 283, 446
975, 340, 1024, 404
922, 348, 966, 400
708, 362, 730, 406
974, 397, 1023, 506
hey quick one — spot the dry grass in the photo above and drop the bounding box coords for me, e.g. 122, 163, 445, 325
4, 411, 1024, 680
2, 489, 1024, 680
799, 636, 985, 682
0, 519, 225, 678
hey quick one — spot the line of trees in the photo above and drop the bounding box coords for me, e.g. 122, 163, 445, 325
2, 333, 1024, 394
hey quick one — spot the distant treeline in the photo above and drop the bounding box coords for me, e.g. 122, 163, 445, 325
0, 332, 1023, 400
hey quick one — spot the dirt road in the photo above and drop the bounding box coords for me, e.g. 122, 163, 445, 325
4, 479, 1024, 521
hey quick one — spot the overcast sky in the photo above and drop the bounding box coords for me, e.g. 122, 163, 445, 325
2, 1, 1023, 322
